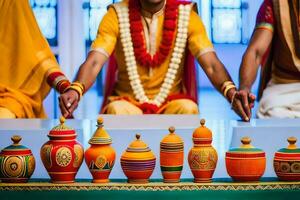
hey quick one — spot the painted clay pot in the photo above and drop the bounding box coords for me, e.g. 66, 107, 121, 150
160, 127, 184, 183
0, 135, 35, 183
274, 137, 300, 181
85, 117, 116, 183
188, 119, 218, 183
120, 134, 156, 183
225, 137, 266, 182
40, 117, 84, 183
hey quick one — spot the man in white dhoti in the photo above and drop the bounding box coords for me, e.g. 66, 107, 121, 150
257, 81, 300, 118
238, 0, 300, 118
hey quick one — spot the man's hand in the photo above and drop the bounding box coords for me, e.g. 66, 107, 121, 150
57, 51, 107, 118
231, 88, 256, 121
59, 90, 80, 118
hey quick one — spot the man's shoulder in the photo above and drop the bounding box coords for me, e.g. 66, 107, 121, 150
110, 0, 129, 10
105, 0, 129, 21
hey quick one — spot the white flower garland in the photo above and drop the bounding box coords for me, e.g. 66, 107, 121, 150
115, 3, 192, 107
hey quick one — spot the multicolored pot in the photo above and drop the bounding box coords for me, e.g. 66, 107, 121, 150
0, 136, 35, 183
160, 127, 184, 183
225, 137, 266, 182
121, 134, 156, 183
85, 117, 116, 183
274, 137, 300, 181
40, 117, 84, 183
188, 119, 218, 183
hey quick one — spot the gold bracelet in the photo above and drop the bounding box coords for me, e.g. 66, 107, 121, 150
221, 81, 233, 92
72, 81, 85, 94
223, 85, 236, 98
72, 85, 83, 97
65, 85, 83, 99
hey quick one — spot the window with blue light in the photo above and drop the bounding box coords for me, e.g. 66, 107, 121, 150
211, 0, 247, 44
30, 0, 58, 46
83, 0, 122, 46
83, 0, 122, 95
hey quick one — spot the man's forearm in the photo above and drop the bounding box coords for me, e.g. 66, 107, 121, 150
210, 64, 233, 92
239, 29, 273, 92
209, 62, 236, 102
239, 50, 261, 92
198, 53, 236, 101
75, 51, 108, 92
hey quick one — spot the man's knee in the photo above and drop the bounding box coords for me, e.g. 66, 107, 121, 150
176, 99, 199, 114
105, 100, 143, 115
0, 107, 16, 118
164, 99, 199, 114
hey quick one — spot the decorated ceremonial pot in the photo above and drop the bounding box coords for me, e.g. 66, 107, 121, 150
274, 137, 300, 181
40, 117, 84, 183
120, 134, 156, 183
0, 135, 35, 183
160, 127, 184, 183
188, 119, 218, 183
85, 117, 116, 183
225, 137, 266, 182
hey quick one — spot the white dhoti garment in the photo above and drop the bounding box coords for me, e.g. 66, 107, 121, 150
257, 80, 300, 118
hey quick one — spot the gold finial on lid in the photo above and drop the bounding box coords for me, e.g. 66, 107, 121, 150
50, 116, 72, 131
288, 137, 297, 144
60, 116, 65, 124
200, 119, 205, 126
136, 134, 141, 140
169, 126, 175, 134
11, 135, 22, 145
287, 137, 297, 149
240, 137, 254, 148
241, 137, 251, 145
97, 117, 104, 125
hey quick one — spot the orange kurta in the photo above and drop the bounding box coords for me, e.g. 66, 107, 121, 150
91, 0, 214, 102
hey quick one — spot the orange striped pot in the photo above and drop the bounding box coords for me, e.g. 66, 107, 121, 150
85, 118, 116, 183
160, 127, 184, 183
121, 134, 156, 184
188, 119, 218, 183
274, 137, 300, 181
225, 137, 266, 182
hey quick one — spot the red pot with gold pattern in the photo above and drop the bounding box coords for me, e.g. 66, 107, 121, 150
160, 127, 184, 183
274, 137, 300, 181
188, 119, 218, 183
121, 134, 156, 183
40, 117, 84, 183
85, 117, 116, 183
0, 135, 35, 183
225, 137, 266, 182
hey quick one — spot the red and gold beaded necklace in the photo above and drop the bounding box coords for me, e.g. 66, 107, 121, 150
128, 0, 179, 68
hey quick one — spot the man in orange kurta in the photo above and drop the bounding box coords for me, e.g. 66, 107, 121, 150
60, 0, 248, 120
92, 0, 214, 114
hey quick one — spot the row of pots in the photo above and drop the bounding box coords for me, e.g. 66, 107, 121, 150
0, 117, 299, 183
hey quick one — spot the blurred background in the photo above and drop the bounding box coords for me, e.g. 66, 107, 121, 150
30, 0, 263, 119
